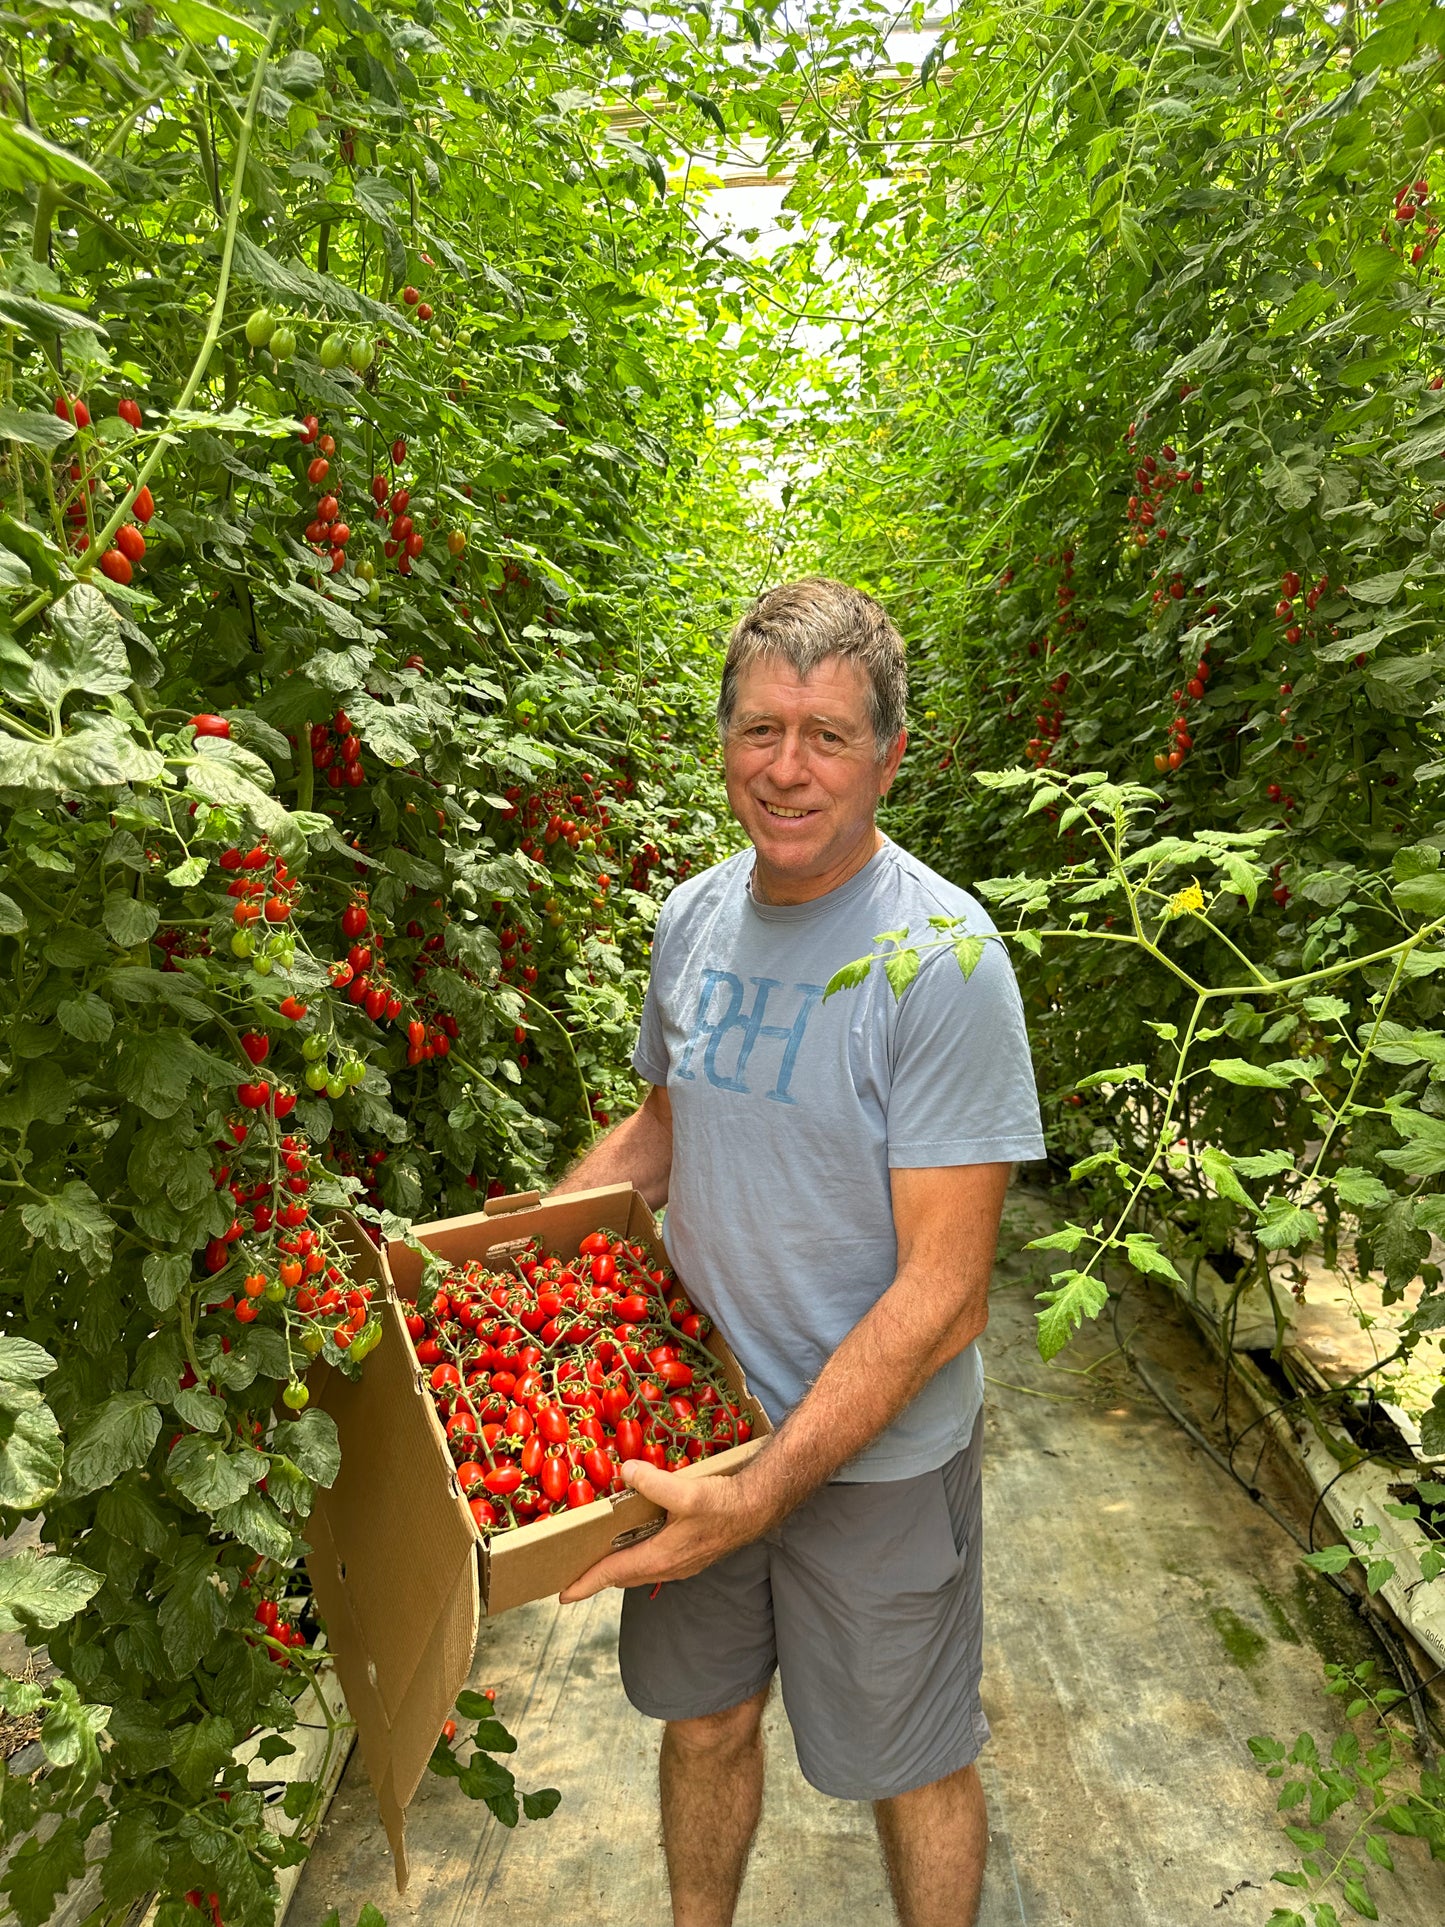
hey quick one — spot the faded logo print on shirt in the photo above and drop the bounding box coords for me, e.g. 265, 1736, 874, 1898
674, 971, 826, 1103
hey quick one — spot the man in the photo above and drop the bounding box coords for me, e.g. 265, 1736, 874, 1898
552, 578, 1045, 1927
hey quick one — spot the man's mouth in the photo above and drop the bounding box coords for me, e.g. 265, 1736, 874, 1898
759, 802, 815, 819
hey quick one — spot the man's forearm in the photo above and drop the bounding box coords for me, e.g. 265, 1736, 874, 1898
550, 1097, 671, 1210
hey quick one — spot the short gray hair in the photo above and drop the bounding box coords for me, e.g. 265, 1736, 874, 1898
717, 577, 908, 761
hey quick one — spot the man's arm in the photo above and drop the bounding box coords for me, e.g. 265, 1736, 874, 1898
549, 1082, 673, 1212
558, 1158, 1010, 1601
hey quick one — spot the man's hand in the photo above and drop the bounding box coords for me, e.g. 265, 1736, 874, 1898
558, 1460, 768, 1603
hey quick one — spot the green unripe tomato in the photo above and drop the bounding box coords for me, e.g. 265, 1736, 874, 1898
349, 337, 377, 374
342, 1058, 366, 1087
319, 331, 347, 370
325, 1074, 347, 1100
301, 1032, 328, 1062
305, 1061, 331, 1091
269, 324, 297, 362
355, 558, 376, 583
245, 307, 276, 348
367, 577, 381, 603
265, 1278, 287, 1304
253, 953, 274, 976
350, 1320, 382, 1361
232, 929, 256, 958
300, 1329, 324, 1358
581, 837, 596, 854
283, 1377, 310, 1409
562, 938, 578, 957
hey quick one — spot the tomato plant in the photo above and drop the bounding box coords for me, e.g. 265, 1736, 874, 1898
0, 0, 754, 1919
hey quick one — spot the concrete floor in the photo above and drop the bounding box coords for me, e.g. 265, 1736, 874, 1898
290, 1195, 1445, 1926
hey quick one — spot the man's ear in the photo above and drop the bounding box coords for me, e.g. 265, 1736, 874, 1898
879, 729, 908, 796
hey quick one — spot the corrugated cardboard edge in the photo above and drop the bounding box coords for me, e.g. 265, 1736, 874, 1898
306, 1219, 481, 1892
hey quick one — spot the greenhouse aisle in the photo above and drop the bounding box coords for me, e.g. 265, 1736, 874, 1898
291, 1194, 1442, 1926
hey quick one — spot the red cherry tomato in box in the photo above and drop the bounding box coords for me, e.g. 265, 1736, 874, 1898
658, 1361, 694, 1390
615, 1418, 644, 1462
520, 1435, 545, 1479
483, 1464, 522, 1496
469, 1497, 498, 1529
566, 1478, 596, 1510
537, 1404, 569, 1445
590, 1252, 617, 1287
613, 1294, 650, 1324
577, 1414, 607, 1449
505, 1405, 534, 1439
541, 1453, 569, 1503
647, 1345, 679, 1370
670, 1395, 697, 1424
601, 1383, 631, 1426
582, 1447, 615, 1492
578, 1232, 611, 1257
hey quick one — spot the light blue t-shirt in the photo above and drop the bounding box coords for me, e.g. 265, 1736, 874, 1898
632, 834, 1046, 1481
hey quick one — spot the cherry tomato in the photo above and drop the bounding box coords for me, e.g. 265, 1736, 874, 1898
566, 1477, 596, 1509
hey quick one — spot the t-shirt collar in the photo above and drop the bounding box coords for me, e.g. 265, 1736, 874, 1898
745, 835, 894, 921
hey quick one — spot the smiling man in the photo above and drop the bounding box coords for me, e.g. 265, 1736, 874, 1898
552, 578, 1045, 1927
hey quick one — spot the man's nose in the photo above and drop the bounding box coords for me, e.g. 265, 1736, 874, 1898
767, 730, 811, 785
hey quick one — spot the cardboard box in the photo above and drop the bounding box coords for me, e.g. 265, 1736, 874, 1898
304, 1182, 770, 1887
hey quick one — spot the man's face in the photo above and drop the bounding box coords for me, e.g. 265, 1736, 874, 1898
722, 655, 906, 901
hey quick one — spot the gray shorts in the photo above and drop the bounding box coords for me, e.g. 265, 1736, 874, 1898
618, 1410, 988, 1801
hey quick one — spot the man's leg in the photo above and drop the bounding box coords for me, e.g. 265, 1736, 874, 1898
659, 1682, 772, 1927
874, 1760, 988, 1927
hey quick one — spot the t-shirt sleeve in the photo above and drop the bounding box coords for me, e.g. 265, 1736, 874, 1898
631, 901, 673, 1086
886, 936, 1047, 1168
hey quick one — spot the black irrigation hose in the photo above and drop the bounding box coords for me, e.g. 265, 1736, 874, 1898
1107, 1284, 1442, 1770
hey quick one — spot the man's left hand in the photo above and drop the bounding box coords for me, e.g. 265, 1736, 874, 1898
557, 1460, 768, 1603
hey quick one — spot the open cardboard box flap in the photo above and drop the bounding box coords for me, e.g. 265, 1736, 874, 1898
307, 1185, 769, 1888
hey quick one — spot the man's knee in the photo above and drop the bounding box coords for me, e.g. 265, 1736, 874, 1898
665, 1683, 771, 1760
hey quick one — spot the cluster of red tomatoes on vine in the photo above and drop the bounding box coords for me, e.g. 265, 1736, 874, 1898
410, 1231, 753, 1534
1386, 176, 1440, 266
55, 391, 155, 583
310, 705, 369, 789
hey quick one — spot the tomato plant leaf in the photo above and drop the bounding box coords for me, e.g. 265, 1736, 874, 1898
0, 406, 72, 451
1331, 1167, 1393, 1211
62, 1392, 160, 1496
0, 1551, 102, 1634
952, 935, 986, 980
0, 1819, 88, 1927
1391, 872, 1445, 918
883, 947, 920, 997
101, 894, 160, 948
171, 1713, 238, 1797
1124, 1234, 1183, 1283
212, 1488, 295, 1562
1035, 1270, 1110, 1361
1255, 1199, 1319, 1252
1025, 1222, 1090, 1252
271, 1409, 340, 1486
55, 993, 113, 1044
167, 1436, 265, 1514
522, 1787, 562, 1820
30, 585, 131, 708
822, 955, 873, 999
1207, 1058, 1293, 1087
1075, 1062, 1146, 1090
20, 1181, 113, 1274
